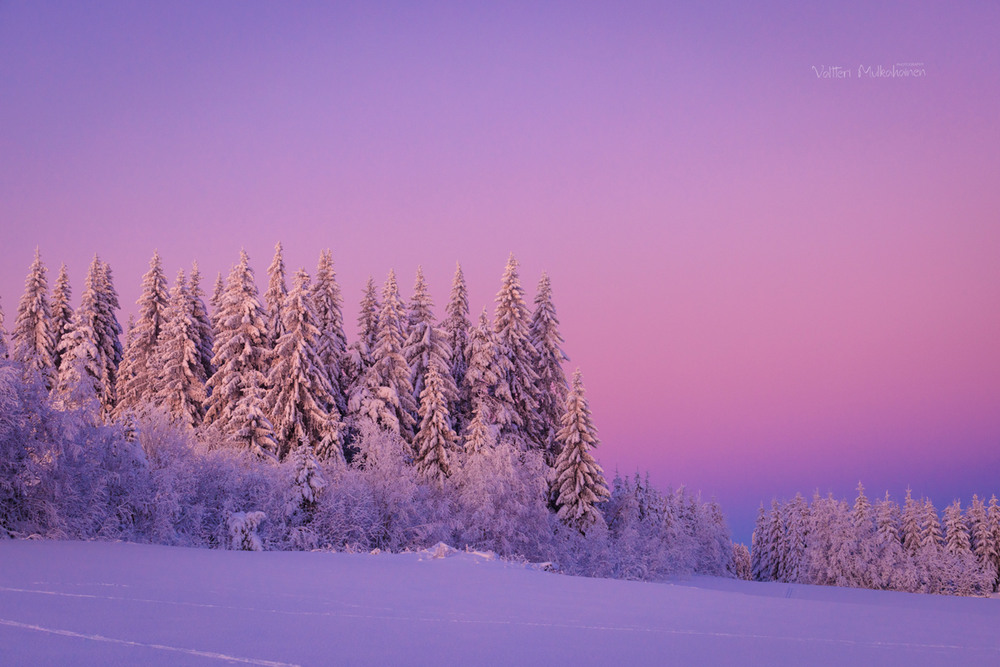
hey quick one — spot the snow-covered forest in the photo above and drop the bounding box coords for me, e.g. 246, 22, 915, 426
752, 484, 1000, 596
0, 246, 732, 580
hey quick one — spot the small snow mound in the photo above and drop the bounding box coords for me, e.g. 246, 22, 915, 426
529, 561, 557, 572
421, 542, 460, 559
464, 547, 496, 561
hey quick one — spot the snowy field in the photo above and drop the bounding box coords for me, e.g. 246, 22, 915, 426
1, 541, 999, 666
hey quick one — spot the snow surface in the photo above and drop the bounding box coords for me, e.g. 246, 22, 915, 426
1, 541, 999, 666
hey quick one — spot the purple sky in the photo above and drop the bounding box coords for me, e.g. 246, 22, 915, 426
2, 2, 999, 541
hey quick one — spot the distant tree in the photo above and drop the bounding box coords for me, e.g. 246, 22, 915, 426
750, 504, 768, 581
987, 495, 1000, 586
463, 309, 511, 430
920, 498, 943, 550
12, 248, 55, 386
404, 267, 454, 422
155, 270, 206, 428
312, 249, 348, 415
116, 251, 169, 418
349, 271, 416, 440
188, 262, 214, 383
901, 488, 922, 553
461, 401, 493, 456
50, 263, 74, 372
210, 272, 225, 330
413, 364, 457, 486
442, 263, 471, 429
551, 369, 609, 532
492, 254, 540, 448
204, 250, 276, 459
266, 269, 344, 463
0, 295, 7, 358
265, 241, 288, 348
529, 272, 569, 463
944, 500, 971, 555
54, 270, 104, 414
345, 276, 379, 393
782, 493, 809, 582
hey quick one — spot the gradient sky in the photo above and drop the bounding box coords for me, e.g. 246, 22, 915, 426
2, 1, 998, 542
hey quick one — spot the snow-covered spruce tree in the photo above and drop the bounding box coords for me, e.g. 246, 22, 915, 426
551, 369, 610, 533
349, 271, 416, 440
312, 249, 348, 415
155, 270, 206, 428
987, 496, 1000, 587
404, 266, 455, 420
210, 271, 225, 330
920, 498, 943, 550
529, 272, 569, 463
116, 251, 169, 418
461, 400, 493, 455
188, 262, 214, 383
0, 296, 7, 358
12, 248, 55, 386
204, 250, 277, 459
91, 258, 123, 415
442, 263, 471, 430
782, 493, 809, 583
265, 269, 344, 463
763, 499, 785, 581
413, 363, 457, 486
265, 241, 288, 349
750, 504, 768, 581
853, 482, 872, 530
345, 276, 379, 392
492, 254, 541, 448
901, 488, 922, 553
944, 500, 971, 555
53, 281, 103, 413
50, 263, 73, 372
463, 309, 517, 435
969, 495, 998, 588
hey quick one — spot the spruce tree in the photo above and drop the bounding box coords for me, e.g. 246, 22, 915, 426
920, 498, 943, 549
265, 241, 288, 348
349, 271, 416, 440
493, 254, 540, 447
442, 263, 472, 429
116, 251, 169, 417
404, 266, 455, 417
311, 249, 348, 415
12, 248, 55, 385
944, 500, 971, 555
155, 270, 206, 428
266, 269, 344, 463
750, 504, 768, 581
210, 272, 225, 330
461, 400, 493, 455
188, 262, 214, 383
987, 496, 1000, 587
204, 250, 276, 459
50, 263, 74, 372
875, 491, 901, 545
551, 369, 610, 532
83, 257, 122, 415
54, 268, 104, 413
529, 272, 569, 462
901, 488, 922, 552
852, 482, 872, 530
463, 309, 517, 431
345, 276, 379, 392
0, 296, 7, 358
414, 363, 457, 485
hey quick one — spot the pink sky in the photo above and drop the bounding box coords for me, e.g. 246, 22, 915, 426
2, 2, 998, 540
